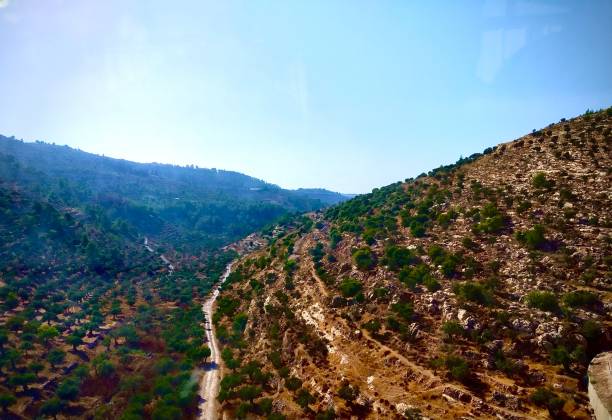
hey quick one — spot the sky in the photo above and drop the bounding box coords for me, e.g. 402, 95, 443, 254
0, 1, 610, 194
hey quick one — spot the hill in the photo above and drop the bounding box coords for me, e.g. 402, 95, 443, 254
0, 135, 348, 254
211, 109, 611, 419
0, 135, 348, 419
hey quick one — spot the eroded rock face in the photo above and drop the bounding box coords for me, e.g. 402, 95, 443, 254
588, 352, 612, 420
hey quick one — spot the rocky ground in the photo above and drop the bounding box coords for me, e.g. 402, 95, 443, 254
213, 109, 611, 419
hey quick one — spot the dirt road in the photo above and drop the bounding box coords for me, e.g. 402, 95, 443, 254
198, 262, 233, 420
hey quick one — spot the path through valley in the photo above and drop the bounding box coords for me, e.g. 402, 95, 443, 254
198, 262, 233, 420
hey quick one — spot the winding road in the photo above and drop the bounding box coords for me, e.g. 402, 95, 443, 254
198, 262, 233, 420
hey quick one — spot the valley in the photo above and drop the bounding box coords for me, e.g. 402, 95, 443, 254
0, 109, 610, 419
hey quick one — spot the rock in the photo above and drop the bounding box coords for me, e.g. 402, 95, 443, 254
511, 318, 533, 334
486, 340, 504, 354
443, 386, 472, 403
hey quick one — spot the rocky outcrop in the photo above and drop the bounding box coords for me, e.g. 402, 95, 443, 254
588, 352, 612, 420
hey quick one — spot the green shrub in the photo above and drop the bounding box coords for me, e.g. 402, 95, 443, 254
516, 224, 547, 250
339, 277, 362, 298
581, 320, 602, 341
453, 282, 493, 306
525, 291, 558, 312
550, 346, 571, 370
384, 246, 418, 271
329, 229, 342, 248
442, 321, 464, 339
423, 277, 441, 292
285, 376, 302, 391
352, 247, 375, 270
532, 172, 554, 189
391, 302, 413, 321
530, 387, 565, 415
445, 355, 470, 381
562, 290, 599, 308
398, 264, 431, 289
362, 319, 381, 334
474, 203, 506, 234
337, 381, 359, 403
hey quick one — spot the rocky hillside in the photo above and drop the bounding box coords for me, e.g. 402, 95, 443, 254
212, 109, 611, 419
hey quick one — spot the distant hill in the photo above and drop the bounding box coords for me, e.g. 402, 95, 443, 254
292, 188, 355, 206
0, 136, 349, 253
212, 108, 611, 419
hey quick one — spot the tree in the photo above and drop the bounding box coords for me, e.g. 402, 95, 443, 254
9, 372, 36, 391
352, 247, 375, 270
238, 385, 261, 404
29, 361, 45, 377
57, 378, 80, 400
445, 355, 470, 381
221, 348, 241, 370
295, 388, 315, 409
0, 328, 8, 353
39, 397, 64, 419
20, 340, 34, 356
110, 303, 121, 319
5, 348, 21, 370
0, 393, 16, 413
93, 355, 115, 377
187, 345, 211, 364
339, 277, 362, 298
102, 335, 112, 351
38, 325, 59, 347
47, 348, 66, 369
66, 334, 83, 351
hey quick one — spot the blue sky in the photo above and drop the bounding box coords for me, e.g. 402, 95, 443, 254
0, 1, 610, 193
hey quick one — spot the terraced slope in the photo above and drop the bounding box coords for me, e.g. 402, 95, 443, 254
211, 109, 611, 419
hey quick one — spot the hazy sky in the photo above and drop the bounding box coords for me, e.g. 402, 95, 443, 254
0, 1, 610, 193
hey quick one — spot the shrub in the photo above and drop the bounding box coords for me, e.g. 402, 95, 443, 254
295, 388, 315, 409
329, 229, 342, 248
57, 377, 81, 400
516, 224, 547, 250
445, 355, 470, 381
525, 291, 558, 312
423, 277, 441, 292
581, 320, 602, 341
530, 387, 565, 415
339, 277, 362, 298
398, 264, 431, 289
474, 203, 506, 234
532, 172, 554, 189
442, 321, 464, 339
362, 319, 381, 334
562, 290, 599, 308
391, 302, 413, 321
337, 381, 359, 403
0, 393, 16, 413
550, 346, 571, 370
384, 246, 418, 271
453, 282, 493, 306
285, 376, 302, 391
410, 222, 426, 238
352, 247, 375, 270
462, 237, 478, 250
